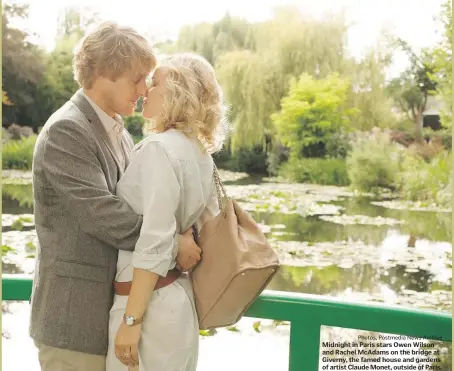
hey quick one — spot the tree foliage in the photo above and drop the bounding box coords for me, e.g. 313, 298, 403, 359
387, 39, 438, 141
272, 73, 357, 158
432, 0, 452, 128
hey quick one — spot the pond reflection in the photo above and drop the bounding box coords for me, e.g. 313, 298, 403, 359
2, 176, 451, 314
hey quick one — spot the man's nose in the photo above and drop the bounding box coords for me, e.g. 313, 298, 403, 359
138, 80, 148, 96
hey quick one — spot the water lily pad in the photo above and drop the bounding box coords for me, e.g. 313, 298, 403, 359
2, 175, 451, 343
271, 231, 288, 237
258, 223, 272, 234
2, 214, 35, 229
339, 289, 452, 313
274, 238, 452, 284
371, 200, 451, 213
25, 241, 36, 253
226, 183, 345, 217
319, 214, 405, 226
1, 230, 38, 273
2, 170, 33, 184
252, 321, 262, 333
217, 169, 249, 183
199, 329, 217, 337
2, 245, 17, 256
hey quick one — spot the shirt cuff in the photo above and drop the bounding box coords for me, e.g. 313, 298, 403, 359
131, 251, 174, 277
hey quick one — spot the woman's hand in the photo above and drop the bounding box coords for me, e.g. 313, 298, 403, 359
114, 320, 142, 367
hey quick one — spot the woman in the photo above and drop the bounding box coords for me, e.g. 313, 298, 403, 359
105, 53, 228, 371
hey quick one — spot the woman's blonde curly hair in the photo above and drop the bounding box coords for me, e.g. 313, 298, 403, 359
145, 53, 230, 154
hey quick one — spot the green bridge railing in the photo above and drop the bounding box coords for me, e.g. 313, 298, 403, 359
2, 274, 452, 370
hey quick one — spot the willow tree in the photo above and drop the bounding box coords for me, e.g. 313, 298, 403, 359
175, 14, 252, 66
216, 50, 283, 151
216, 7, 350, 151
252, 6, 349, 79
433, 0, 452, 128
345, 45, 396, 131
176, 23, 216, 64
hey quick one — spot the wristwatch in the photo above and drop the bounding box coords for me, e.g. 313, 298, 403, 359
123, 314, 143, 327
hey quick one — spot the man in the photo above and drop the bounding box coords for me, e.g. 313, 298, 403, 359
29, 21, 201, 371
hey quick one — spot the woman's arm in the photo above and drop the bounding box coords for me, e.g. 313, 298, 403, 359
114, 140, 181, 367
124, 268, 159, 321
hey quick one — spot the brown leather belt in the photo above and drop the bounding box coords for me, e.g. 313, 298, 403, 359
113, 269, 181, 296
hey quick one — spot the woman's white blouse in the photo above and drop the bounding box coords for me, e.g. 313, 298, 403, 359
114, 129, 219, 281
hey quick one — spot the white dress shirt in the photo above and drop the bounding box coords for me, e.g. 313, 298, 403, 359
82, 90, 126, 171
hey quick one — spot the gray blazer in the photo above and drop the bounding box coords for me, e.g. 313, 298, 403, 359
29, 89, 143, 355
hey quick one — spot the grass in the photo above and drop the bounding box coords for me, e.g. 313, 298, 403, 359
2, 136, 37, 170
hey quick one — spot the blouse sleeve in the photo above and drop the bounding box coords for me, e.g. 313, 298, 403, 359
131, 140, 181, 277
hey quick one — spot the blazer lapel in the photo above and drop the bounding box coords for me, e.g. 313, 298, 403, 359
70, 89, 125, 178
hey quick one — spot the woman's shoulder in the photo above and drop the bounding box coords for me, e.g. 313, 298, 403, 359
134, 130, 183, 150
132, 131, 176, 156
134, 130, 210, 163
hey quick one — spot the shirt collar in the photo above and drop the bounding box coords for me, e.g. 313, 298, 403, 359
82, 90, 124, 134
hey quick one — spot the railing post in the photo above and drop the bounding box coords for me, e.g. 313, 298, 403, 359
289, 320, 320, 371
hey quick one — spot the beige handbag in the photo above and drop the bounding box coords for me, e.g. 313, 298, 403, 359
191, 162, 280, 330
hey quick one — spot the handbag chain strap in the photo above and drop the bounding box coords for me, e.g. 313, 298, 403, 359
212, 161, 229, 218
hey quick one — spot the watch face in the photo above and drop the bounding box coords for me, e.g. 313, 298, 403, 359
125, 316, 134, 326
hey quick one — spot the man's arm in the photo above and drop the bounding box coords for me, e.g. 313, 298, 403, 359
41, 119, 142, 251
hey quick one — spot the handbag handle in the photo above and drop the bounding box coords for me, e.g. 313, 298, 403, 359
212, 161, 229, 218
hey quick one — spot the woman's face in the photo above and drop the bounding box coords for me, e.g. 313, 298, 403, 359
142, 66, 170, 121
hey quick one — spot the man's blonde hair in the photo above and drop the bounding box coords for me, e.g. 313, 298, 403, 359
73, 21, 157, 89
146, 53, 230, 153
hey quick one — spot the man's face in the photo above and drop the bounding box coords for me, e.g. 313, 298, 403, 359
100, 69, 149, 117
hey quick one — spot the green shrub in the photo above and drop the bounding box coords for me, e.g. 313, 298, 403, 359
2, 135, 37, 170
424, 128, 452, 150
346, 129, 405, 192
391, 128, 452, 150
2, 127, 11, 144
266, 143, 290, 176
325, 131, 352, 159
397, 151, 452, 205
123, 113, 145, 137
280, 157, 349, 186
272, 73, 357, 159
214, 146, 268, 174
132, 136, 143, 144
2, 184, 34, 208
233, 147, 268, 174
436, 173, 452, 209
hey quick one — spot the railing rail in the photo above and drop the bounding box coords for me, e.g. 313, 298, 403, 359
2, 274, 452, 370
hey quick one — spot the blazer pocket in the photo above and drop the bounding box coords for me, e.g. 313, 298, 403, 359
53, 260, 108, 283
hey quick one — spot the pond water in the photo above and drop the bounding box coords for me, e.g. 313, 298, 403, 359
2, 171, 452, 370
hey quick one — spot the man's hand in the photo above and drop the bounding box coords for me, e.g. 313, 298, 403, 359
176, 228, 202, 272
